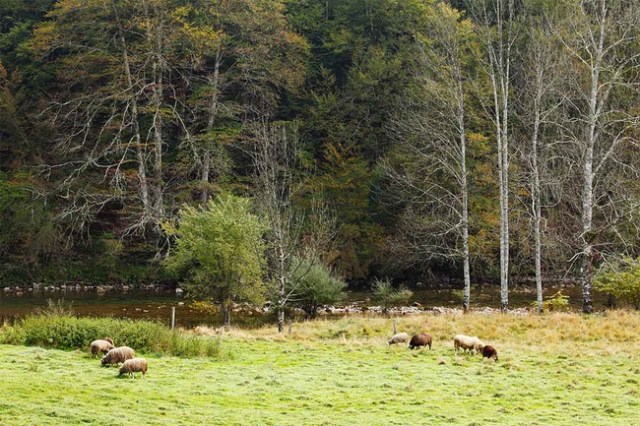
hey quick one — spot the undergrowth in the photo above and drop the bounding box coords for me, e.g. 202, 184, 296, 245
0, 314, 220, 357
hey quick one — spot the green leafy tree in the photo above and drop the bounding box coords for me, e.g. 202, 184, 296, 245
174, 0, 308, 203
287, 257, 346, 318
164, 194, 267, 327
595, 258, 640, 310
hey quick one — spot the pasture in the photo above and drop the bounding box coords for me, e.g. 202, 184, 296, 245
1, 311, 639, 425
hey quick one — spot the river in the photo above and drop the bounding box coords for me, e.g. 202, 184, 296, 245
0, 284, 608, 328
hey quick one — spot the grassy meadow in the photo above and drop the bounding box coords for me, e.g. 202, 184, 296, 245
1, 311, 640, 425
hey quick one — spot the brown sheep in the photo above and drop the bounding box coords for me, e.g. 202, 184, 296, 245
409, 333, 432, 350
90, 338, 114, 356
119, 358, 148, 378
101, 346, 135, 366
482, 345, 498, 361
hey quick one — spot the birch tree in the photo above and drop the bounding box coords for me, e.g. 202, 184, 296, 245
253, 122, 302, 333
467, 0, 517, 311
516, 11, 564, 312
383, 3, 476, 309
253, 121, 337, 331
556, 0, 640, 313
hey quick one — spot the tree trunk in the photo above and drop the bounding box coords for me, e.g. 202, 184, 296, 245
500, 98, 510, 313
461, 177, 471, 313
581, 143, 594, 314
201, 151, 211, 204
481, 0, 513, 313
580, 0, 606, 315
113, 2, 151, 219
277, 306, 285, 333
457, 80, 471, 313
496, 0, 513, 313
151, 15, 164, 221
201, 51, 222, 205
491, 64, 510, 312
531, 77, 543, 314
222, 302, 231, 330
277, 271, 286, 333
532, 134, 543, 314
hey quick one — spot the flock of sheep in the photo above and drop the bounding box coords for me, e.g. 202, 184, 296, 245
88, 331, 495, 379
388, 332, 499, 361
90, 338, 148, 378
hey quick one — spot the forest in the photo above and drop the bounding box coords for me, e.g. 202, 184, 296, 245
2, 0, 640, 315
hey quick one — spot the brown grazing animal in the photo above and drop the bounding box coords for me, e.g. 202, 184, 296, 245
482, 345, 498, 361
119, 358, 148, 378
90, 338, 114, 356
409, 333, 432, 350
101, 346, 135, 366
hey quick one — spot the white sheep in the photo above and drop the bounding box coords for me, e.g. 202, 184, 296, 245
388, 332, 409, 345
453, 334, 484, 354
119, 358, 148, 378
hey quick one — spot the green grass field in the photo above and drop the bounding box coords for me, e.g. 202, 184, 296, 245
1, 312, 640, 425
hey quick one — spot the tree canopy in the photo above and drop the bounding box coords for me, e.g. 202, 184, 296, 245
164, 194, 266, 326
2, 0, 640, 312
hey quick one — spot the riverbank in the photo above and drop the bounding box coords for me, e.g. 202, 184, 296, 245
1, 311, 639, 425
0, 284, 614, 328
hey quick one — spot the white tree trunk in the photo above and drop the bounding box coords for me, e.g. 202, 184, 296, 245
480, 0, 513, 312
151, 16, 164, 221
580, 0, 606, 314
531, 93, 543, 313
457, 81, 471, 313
490, 62, 510, 312
500, 88, 510, 313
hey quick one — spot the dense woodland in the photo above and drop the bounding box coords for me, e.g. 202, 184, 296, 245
2, 0, 640, 313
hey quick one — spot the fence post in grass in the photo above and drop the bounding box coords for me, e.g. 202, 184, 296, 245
393, 319, 397, 335
288, 317, 292, 335
171, 306, 176, 330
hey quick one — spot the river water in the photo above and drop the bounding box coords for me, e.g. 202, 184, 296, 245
0, 285, 608, 328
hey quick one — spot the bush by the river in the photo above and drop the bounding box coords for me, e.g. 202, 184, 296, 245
372, 278, 413, 313
0, 315, 220, 358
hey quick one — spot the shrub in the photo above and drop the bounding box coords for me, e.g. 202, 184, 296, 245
595, 257, 640, 310
36, 299, 75, 317
372, 278, 413, 313
287, 257, 346, 318
0, 315, 220, 358
535, 290, 570, 312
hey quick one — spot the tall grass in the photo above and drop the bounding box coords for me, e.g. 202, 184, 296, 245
216, 310, 640, 354
0, 314, 220, 357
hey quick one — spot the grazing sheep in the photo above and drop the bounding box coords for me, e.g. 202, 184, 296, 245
119, 358, 148, 378
409, 333, 432, 350
101, 346, 135, 366
388, 332, 409, 345
482, 345, 498, 361
90, 338, 114, 356
453, 334, 484, 354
